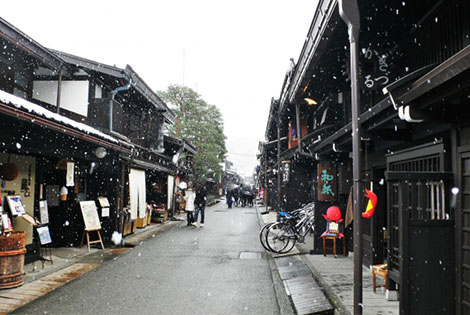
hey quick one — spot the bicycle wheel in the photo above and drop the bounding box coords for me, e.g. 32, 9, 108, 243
259, 222, 275, 252
265, 222, 296, 254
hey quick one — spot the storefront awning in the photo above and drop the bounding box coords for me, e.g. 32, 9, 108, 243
390, 44, 470, 108
0, 90, 133, 154
124, 157, 175, 175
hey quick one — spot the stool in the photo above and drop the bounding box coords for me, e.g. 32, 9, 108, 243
322, 235, 346, 258
372, 264, 388, 293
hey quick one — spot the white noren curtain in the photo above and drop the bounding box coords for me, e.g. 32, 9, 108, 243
167, 175, 175, 211
129, 168, 147, 220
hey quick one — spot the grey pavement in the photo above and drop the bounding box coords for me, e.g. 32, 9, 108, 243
1, 198, 399, 315
258, 204, 399, 315
0, 219, 183, 314
6, 200, 287, 315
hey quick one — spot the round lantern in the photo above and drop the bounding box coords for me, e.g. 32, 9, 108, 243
326, 206, 342, 221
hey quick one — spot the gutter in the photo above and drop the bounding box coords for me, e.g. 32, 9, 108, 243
109, 79, 132, 132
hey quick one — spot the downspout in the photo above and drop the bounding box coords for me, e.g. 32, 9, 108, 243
109, 79, 132, 132
295, 103, 302, 152
56, 67, 64, 114
339, 1, 362, 314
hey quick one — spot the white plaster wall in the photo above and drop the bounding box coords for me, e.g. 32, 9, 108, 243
32, 80, 58, 106
95, 84, 102, 98
0, 153, 36, 245
33, 80, 89, 116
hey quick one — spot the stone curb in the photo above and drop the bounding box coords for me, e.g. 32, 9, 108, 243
124, 220, 183, 247
300, 255, 351, 315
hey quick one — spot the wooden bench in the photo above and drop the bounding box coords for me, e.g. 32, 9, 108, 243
322, 235, 346, 258
372, 264, 388, 293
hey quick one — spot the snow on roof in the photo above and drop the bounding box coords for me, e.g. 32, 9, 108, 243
0, 90, 125, 145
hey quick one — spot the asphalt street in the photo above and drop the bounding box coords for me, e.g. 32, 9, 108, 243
12, 201, 287, 315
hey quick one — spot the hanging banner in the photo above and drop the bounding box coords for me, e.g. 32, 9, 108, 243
39, 200, 49, 224
167, 175, 175, 210
66, 162, 75, 187
129, 168, 146, 220
317, 161, 337, 202
281, 161, 290, 184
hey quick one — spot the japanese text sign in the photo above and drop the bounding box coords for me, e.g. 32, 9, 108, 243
317, 161, 337, 202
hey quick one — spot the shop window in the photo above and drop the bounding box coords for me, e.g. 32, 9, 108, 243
390, 152, 451, 221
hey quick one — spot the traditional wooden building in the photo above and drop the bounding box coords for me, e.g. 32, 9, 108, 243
52, 51, 178, 232
0, 17, 188, 263
260, 0, 470, 313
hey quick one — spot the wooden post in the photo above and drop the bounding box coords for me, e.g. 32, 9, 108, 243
80, 229, 104, 252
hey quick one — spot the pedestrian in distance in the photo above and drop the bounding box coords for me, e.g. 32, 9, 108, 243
184, 184, 196, 226
226, 189, 233, 209
233, 186, 239, 207
240, 186, 247, 207
194, 184, 207, 227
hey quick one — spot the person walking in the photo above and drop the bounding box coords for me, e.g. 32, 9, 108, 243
194, 184, 207, 227
233, 186, 239, 207
184, 185, 196, 226
226, 189, 233, 209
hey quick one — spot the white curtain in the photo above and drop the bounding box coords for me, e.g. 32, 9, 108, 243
167, 175, 175, 211
129, 168, 147, 220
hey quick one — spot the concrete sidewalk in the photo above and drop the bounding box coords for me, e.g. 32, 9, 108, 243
0, 216, 185, 314
258, 206, 399, 315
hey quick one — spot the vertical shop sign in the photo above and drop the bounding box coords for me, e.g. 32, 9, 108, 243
281, 161, 290, 184
317, 161, 337, 202
66, 162, 75, 187
39, 200, 49, 224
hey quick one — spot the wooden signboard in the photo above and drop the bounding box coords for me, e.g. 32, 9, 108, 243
79, 201, 104, 251
79, 201, 101, 231
317, 161, 337, 202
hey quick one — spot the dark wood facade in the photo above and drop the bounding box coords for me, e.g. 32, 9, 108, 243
260, 0, 470, 313
0, 17, 189, 264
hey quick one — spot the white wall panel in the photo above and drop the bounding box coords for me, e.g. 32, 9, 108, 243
33, 80, 89, 116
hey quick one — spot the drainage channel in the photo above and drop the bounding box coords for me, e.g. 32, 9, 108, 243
275, 255, 334, 315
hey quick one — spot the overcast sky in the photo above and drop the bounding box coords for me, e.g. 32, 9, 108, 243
2, 0, 317, 177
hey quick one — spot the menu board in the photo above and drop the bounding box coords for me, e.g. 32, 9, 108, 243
6, 195, 26, 216
97, 197, 110, 207
39, 200, 49, 224
79, 201, 101, 231
37, 226, 52, 245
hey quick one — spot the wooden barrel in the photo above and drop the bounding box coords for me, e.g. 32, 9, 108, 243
0, 231, 26, 289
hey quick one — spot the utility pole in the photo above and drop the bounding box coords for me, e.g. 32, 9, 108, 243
339, 1, 362, 314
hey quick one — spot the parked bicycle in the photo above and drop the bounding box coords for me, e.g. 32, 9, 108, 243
259, 202, 315, 254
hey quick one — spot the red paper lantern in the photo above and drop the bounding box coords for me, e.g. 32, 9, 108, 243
324, 206, 342, 222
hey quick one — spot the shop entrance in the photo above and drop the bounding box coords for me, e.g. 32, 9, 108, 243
457, 146, 470, 315
36, 157, 86, 247
386, 141, 455, 314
